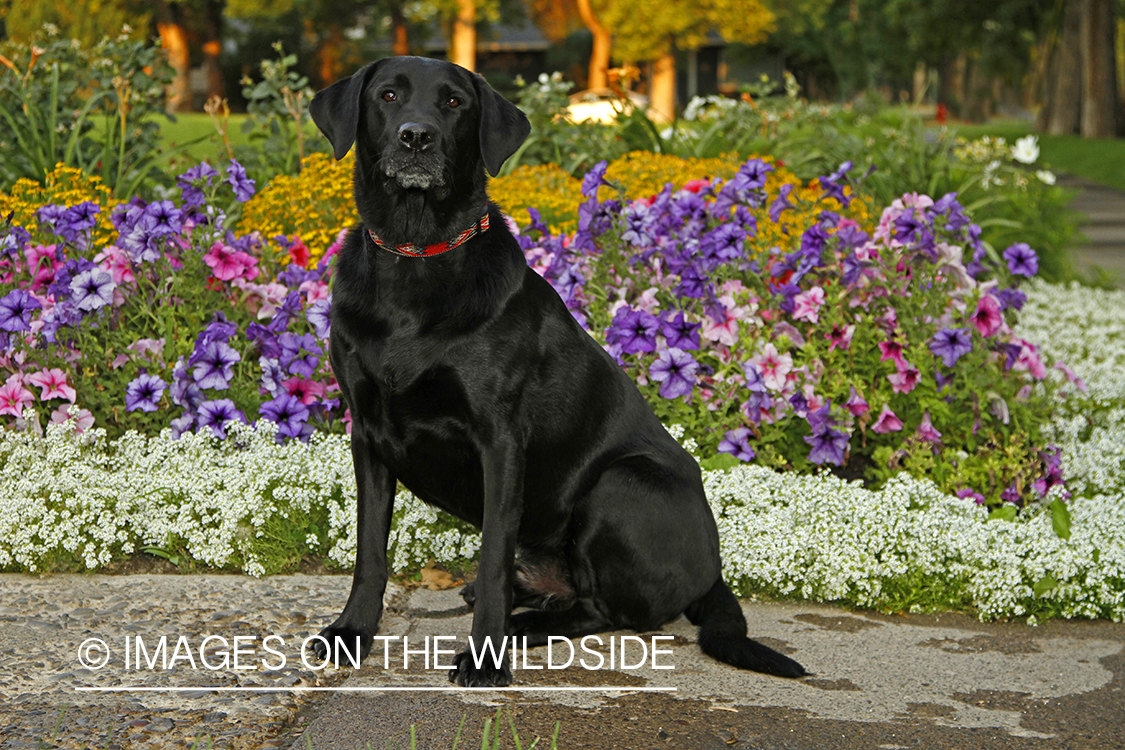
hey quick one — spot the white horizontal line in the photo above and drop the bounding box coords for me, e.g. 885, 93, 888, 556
76, 686, 676, 693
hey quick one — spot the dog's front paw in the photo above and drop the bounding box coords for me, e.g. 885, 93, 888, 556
310, 619, 374, 667
448, 649, 512, 687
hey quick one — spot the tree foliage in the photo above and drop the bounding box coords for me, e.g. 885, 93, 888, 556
1, 0, 150, 45
596, 0, 776, 63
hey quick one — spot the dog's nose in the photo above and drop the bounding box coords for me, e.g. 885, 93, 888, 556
398, 123, 435, 151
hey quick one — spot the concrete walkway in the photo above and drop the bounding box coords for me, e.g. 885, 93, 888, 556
2, 573, 1122, 750
1063, 175, 1125, 283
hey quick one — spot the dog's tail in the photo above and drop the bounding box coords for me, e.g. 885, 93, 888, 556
684, 577, 807, 678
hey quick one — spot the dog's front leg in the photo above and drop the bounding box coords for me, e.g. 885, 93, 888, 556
449, 439, 524, 687
315, 426, 396, 666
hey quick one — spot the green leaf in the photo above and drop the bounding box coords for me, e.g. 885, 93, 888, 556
988, 505, 1017, 522
700, 453, 740, 471
1049, 499, 1072, 540
1033, 574, 1058, 597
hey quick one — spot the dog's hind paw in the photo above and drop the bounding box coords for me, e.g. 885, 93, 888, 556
448, 649, 512, 687
459, 581, 476, 609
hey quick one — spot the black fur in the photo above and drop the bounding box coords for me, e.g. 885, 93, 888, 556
308, 56, 806, 687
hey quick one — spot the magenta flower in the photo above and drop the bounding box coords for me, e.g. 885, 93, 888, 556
282, 376, 327, 405
956, 488, 986, 505
1002, 243, 1038, 276
929, 327, 973, 367
844, 386, 869, 416
125, 373, 167, 412
718, 427, 756, 461
791, 286, 825, 323
803, 425, 849, 465
916, 410, 942, 444
826, 323, 854, 352
649, 347, 699, 400
887, 362, 920, 394
27, 368, 76, 402
0, 374, 34, 418
871, 405, 903, 433
971, 294, 1002, 337
878, 339, 908, 369
204, 242, 259, 282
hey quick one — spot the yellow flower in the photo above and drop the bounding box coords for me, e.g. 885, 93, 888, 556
0, 164, 117, 245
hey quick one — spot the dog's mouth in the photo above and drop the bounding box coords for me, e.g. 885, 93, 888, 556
383, 154, 446, 191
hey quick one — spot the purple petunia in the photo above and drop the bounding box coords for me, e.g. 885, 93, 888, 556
803, 425, 849, 466
196, 398, 247, 438
648, 347, 698, 400
817, 160, 853, 206
178, 162, 220, 208
1002, 243, 1038, 277
0, 289, 42, 332
718, 427, 756, 461
768, 184, 795, 223
125, 373, 167, 412
226, 159, 256, 202
307, 296, 332, 340
661, 311, 700, 351
607, 307, 660, 355
580, 160, 609, 198
193, 340, 241, 390
929, 327, 973, 367
144, 200, 184, 237
259, 393, 310, 440
69, 268, 115, 312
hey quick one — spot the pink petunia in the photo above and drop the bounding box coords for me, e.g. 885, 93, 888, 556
871, 405, 903, 433
282, 376, 327, 405
0, 374, 35, 418
792, 286, 825, 323
1013, 340, 1047, 379
887, 361, 921, 394
916, 410, 942, 444
50, 404, 95, 432
844, 386, 869, 416
971, 294, 1003, 337
749, 343, 793, 391
826, 323, 855, 352
878, 339, 908, 369
701, 308, 740, 347
299, 279, 330, 305
26, 368, 76, 402
93, 245, 136, 285
1053, 361, 1087, 393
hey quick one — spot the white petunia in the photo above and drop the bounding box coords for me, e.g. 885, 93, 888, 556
1011, 134, 1040, 164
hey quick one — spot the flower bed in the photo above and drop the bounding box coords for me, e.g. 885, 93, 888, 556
1, 154, 1121, 622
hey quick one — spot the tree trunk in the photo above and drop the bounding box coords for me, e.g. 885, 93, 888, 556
156, 21, 190, 113
1047, 0, 1083, 135
575, 0, 610, 90
451, 0, 476, 71
202, 0, 225, 101
649, 51, 675, 123
392, 4, 409, 57
1080, 0, 1118, 137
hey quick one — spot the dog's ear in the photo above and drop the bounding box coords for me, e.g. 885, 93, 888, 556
310, 62, 380, 160
472, 74, 531, 177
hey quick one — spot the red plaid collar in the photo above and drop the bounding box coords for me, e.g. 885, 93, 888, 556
367, 210, 490, 258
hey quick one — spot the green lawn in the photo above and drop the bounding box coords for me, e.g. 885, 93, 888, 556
158, 112, 326, 164
948, 119, 1125, 192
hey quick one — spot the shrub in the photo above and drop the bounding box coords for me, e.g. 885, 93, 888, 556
0, 29, 177, 196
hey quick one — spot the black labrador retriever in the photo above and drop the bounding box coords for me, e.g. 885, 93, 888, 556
308, 56, 806, 687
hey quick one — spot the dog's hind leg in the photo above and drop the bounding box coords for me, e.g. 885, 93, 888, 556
509, 599, 613, 647
461, 553, 577, 612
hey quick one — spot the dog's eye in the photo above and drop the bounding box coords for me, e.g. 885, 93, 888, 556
381, 90, 397, 102
447, 96, 461, 108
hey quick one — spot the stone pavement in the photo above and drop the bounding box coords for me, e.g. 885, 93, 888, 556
1063, 175, 1125, 283
1, 573, 1123, 750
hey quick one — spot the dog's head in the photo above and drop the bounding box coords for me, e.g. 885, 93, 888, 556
310, 56, 529, 196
